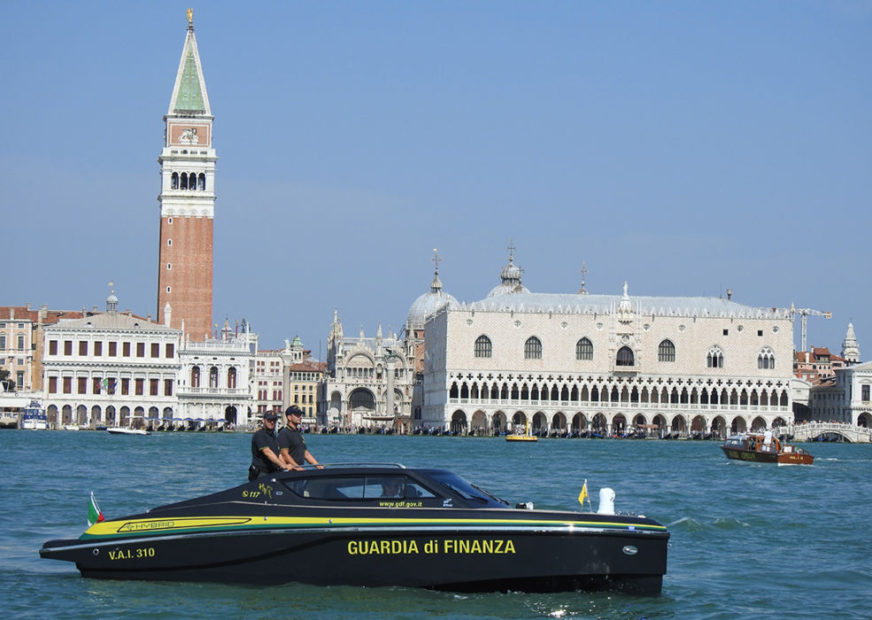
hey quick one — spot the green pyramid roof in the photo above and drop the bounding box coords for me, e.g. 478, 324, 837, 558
174, 46, 205, 113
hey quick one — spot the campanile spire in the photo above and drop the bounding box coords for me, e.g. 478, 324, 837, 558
156, 10, 216, 341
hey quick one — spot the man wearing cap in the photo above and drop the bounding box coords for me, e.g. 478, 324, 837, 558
249, 411, 288, 481
279, 405, 323, 470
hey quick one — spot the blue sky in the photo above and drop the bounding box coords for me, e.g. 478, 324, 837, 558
2, 1, 870, 358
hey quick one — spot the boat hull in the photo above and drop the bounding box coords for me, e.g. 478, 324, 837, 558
721, 446, 813, 465
40, 506, 667, 594
106, 428, 151, 436
40, 466, 668, 594
41, 523, 665, 594
721, 433, 814, 465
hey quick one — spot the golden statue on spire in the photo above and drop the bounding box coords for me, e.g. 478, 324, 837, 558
187, 8, 193, 27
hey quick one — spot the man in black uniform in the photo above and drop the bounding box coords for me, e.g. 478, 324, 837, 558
249, 411, 288, 481
278, 405, 323, 470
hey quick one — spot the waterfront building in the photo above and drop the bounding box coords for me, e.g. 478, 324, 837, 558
0, 309, 35, 393
175, 320, 256, 426
793, 346, 847, 383
324, 312, 414, 431
405, 252, 457, 421
321, 253, 455, 431
287, 341, 327, 426
423, 252, 798, 437
0, 305, 83, 393
41, 292, 256, 428
808, 362, 872, 426
156, 10, 216, 341
42, 294, 180, 428
254, 348, 286, 415
806, 324, 869, 425
253, 338, 326, 426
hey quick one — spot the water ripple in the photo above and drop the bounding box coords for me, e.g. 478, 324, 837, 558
3, 432, 870, 619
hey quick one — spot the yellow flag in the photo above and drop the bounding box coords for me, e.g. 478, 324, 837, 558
578, 479, 588, 509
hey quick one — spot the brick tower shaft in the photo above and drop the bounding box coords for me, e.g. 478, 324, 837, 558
157, 10, 216, 341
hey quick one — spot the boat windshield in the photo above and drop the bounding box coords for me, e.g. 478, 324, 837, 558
426, 471, 509, 507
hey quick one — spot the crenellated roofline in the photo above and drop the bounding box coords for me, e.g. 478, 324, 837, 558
443, 293, 793, 321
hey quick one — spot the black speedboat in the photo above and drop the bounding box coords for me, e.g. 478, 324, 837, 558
40, 464, 669, 594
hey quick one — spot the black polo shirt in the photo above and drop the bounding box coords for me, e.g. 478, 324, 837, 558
278, 425, 307, 466
251, 427, 280, 472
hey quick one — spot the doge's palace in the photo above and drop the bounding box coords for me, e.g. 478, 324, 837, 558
423, 252, 797, 437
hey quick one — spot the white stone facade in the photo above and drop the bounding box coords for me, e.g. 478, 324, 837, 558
175, 325, 256, 426
423, 273, 797, 437
324, 312, 414, 430
809, 361, 872, 426
41, 297, 257, 428
42, 300, 181, 428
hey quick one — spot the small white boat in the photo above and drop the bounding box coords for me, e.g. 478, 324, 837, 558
22, 401, 48, 430
63, 424, 80, 432
106, 427, 151, 436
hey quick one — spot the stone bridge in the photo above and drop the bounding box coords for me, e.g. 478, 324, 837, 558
777, 421, 872, 443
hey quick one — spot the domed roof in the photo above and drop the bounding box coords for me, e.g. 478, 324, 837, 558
407, 273, 457, 329
106, 290, 119, 313
487, 252, 529, 297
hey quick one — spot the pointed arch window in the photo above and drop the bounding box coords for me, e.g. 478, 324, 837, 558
707, 347, 724, 368
474, 335, 492, 358
658, 339, 676, 362
616, 346, 635, 366
524, 336, 542, 359
757, 347, 775, 369
576, 337, 593, 360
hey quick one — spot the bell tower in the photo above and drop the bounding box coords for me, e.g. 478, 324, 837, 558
157, 9, 215, 341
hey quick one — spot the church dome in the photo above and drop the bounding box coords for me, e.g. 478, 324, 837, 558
487, 252, 530, 297
407, 252, 457, 330
407, 273, 457, 329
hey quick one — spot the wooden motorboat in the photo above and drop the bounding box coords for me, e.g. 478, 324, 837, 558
721, 432, 813, 465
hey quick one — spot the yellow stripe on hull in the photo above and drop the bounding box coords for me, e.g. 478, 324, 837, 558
84, 514, 667, 538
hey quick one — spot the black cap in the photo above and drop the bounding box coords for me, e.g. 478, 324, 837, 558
285, 405, 303, 417
263, 412, 277, 421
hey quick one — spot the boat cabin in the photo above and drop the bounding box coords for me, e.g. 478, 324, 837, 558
278, 468, 511, 508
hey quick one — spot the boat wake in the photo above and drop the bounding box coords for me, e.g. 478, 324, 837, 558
711, 516, 751, 530
668, 516, 750, 532
667, 516, 703, 532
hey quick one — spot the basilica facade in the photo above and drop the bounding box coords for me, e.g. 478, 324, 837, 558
323, 312, 415, 430
422, 253, 798, 437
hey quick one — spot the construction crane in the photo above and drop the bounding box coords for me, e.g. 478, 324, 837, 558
789, 304, 832, 351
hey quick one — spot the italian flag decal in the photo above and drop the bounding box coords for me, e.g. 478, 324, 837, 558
88, 492, 105, 527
